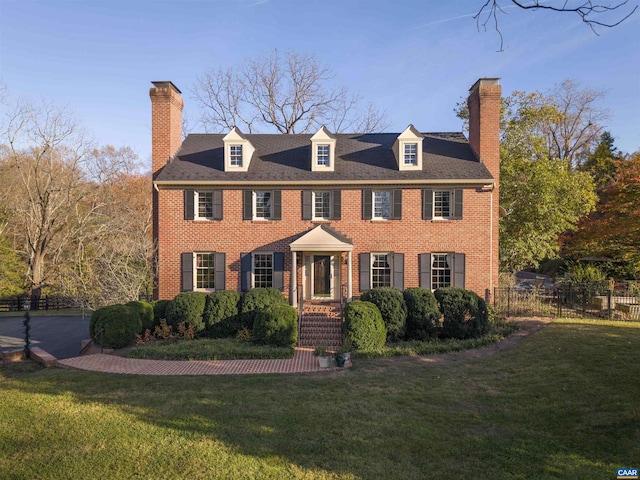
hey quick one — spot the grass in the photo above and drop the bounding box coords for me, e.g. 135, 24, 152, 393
128, 337, 295, 360
0, 308, 87, 318
1, 318, 639, 479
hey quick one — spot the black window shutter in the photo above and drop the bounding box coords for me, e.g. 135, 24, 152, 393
392, 189, 402, 219
184, 190, 194, 220
273, 252, 284, 291
214, 252, 225, 290
243, 191, 253, 220
240, 253, 251, 291
272, 190, 282, 220
453, 253, 465, 289
393, 253, 404, 291
359, 253, 370, 292
213, 190, 223, 220
422, 189, 433, 220
454, 189, 463, 219
302, 191, 312, 220
362, 189, 372, 219
332, 190, 341, 220
419, 253, 431, 290
181, 253, 193, 291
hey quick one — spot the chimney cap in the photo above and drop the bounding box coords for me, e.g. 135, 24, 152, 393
151, 81, 182, 94
469, 78, 500, 92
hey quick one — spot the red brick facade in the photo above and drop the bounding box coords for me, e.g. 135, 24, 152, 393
150, 79, 502, 303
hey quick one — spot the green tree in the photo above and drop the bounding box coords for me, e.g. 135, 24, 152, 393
579, 131, 623, 190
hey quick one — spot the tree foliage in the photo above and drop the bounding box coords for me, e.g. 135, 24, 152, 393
579, 131, 623, 190
193, 49, 388, 134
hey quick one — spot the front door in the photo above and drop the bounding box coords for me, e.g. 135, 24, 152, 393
312, 255, 332, 299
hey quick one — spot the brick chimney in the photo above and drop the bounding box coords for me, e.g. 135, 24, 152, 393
149, 81, 183, 178
467, 78, 501, 184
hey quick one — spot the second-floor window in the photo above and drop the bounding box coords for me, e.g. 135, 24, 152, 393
373, 191, 391, 220
422, 189, 462, 220
362, 189, 401, 220
184, 190, 222, 221
230, 145, 243, 166
433, 190, 451, 218
243, 190, 281, 221
316, 144, 330, 166
197, 191, 213, 219
254, 191, 272, 219
313, 191, 331, 220
404, 143, 417, 165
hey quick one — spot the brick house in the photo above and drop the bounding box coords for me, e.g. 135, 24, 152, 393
150, 78, 501, 344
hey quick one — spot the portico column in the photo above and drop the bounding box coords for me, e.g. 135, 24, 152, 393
347, 250, 353, 302
291, 251, 298, 307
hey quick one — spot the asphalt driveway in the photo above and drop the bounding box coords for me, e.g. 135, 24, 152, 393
0, 315, 89, 360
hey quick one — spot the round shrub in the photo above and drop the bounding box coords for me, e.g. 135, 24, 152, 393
239, 288, 288, 330
403, 288, 441, 340
153, 299, 171, 322
165, 292, 208, 333
360, 287, 407, 341
203, 290, 241, 337
89, 305, 142, 349
343, 300, 386, 352
434, 287, 489, 339
252, 303, 298, 347
126, 300, 155, 332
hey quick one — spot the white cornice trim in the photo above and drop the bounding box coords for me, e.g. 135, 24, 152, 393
154, 179, 495, 188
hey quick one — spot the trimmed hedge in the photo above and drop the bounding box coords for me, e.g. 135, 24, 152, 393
343, 300, 386, 352
153, 300, 171, 322
89, 305, 142, 349
203, 290, 241, 337
403, 288, 440, 340
434, 287, 489, 339
126, 301, 155, 332
361, 287, 407, 341
165, 292, 208, 333
252, 303, 298, 347
239, 288, 288, 330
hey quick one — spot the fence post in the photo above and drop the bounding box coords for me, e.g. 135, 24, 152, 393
557, 286, 562, 317
507, 287, 511, 317
607, 289, 612, 320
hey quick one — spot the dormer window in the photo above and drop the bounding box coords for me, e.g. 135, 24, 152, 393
393, 125, 423, 171
230, 145, 243, 166
310, 126, 336, 172
223, 127, 255, 172
404, 143, 417, 165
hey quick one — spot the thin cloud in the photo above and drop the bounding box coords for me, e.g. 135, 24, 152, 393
244, 0, 268, 7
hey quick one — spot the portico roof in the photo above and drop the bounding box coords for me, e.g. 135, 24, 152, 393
290, 225, 353, 252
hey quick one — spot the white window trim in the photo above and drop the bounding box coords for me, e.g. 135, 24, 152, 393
229, 145, 243, 167
310, 126, 336, 172
431, 253, 452, 290
371, 252, 393, 289
312, 191, 332, 221
253, 191, 273, 221
223, 127, 255, 172
372, 190, 392, 221
432, 190, 453, 220
251, 252, 274, 289
194, 191, 214, 221
316, 144, 330, 167
395, 125, 423, 171
194, 252, 216, 292
403, 143, 418, 165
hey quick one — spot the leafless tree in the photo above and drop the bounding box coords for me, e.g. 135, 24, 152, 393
476, 0, 638, 51
193, 49, 389, 134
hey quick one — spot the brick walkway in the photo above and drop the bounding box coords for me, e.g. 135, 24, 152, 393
57, 347, 343, 376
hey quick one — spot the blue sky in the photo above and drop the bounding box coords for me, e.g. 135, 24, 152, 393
1, 0, 639, 165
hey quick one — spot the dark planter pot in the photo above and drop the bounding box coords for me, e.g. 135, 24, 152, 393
336, 356, 346, 367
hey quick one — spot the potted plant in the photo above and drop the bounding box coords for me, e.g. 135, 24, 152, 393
313, 345, 332, 368
335, 339, 352, 367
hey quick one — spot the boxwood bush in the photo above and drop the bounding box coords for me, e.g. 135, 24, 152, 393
152, 299, 171, 323
252, 303, 298, 347
89, 304, 142, 349
361, 287, 407, 341
343, 300, 386, 352
434, 287, 489, 339
165, 292, 208, 334
126, 300, 155, 331
403, 288, 441, 340
239, 288, 288, 330
203, 290, 241, 337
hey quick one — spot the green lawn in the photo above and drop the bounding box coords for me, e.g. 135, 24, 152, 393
1, 318, 638, 479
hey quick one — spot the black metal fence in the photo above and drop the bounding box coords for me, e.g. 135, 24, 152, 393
0, 295, 77, 312
494, 282, 640, 321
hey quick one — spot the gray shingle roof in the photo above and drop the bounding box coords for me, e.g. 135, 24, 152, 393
154, 132, 494, 184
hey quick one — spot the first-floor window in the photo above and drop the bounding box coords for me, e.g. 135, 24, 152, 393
253, 253, 274, 288
431, 254, 451, 289
372, 253, 392, 288
196, 253, 216, 290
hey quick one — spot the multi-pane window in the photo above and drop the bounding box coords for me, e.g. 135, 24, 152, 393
313, 191, 331, 220
253, 253, 273, 288
404, 143, 417, 165
373, 191, 392, 219
195, 253, 216, 290
433, 191, 451, 218
317, 144, 330, 166
254, 191, 272, 219
196, 191, 213, 219
230, 145, 243, 166
372, 254, 391, 288
431, 254, 451, 289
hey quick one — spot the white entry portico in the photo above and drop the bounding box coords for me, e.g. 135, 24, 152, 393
289, 225, 353, 307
